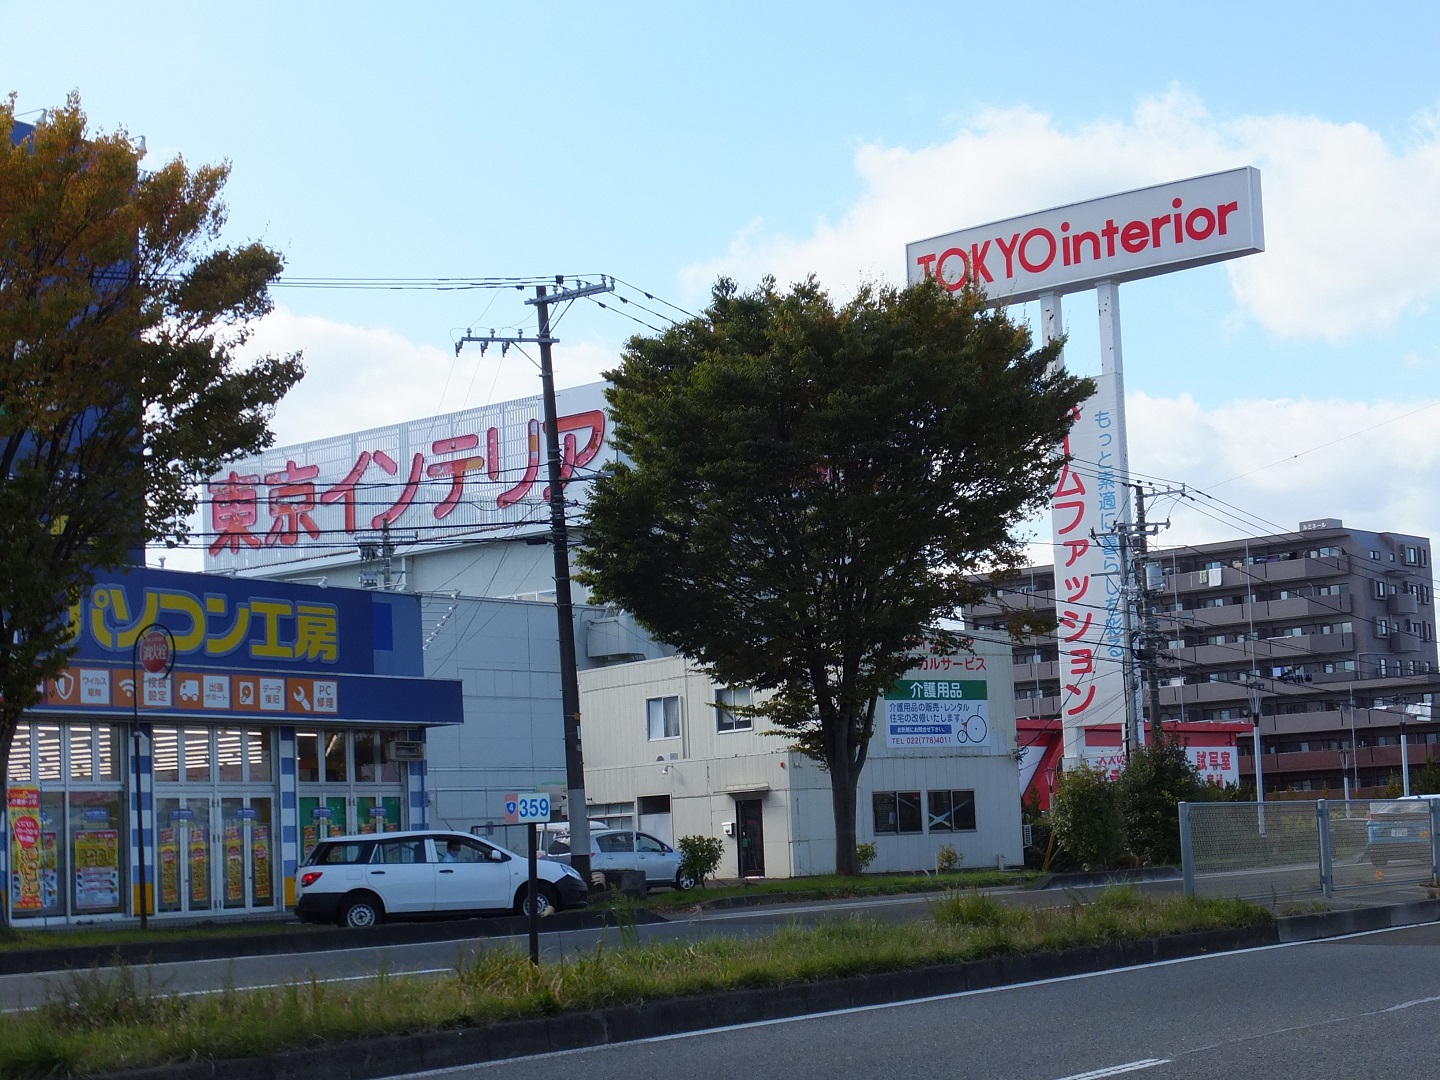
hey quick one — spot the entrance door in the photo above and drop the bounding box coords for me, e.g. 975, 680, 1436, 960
219, 796, 276, 910
154, 796, 214, 914
300, 796, 349, 862
736, 799, 765, 877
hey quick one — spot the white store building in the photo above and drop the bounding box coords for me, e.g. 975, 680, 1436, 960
577, 635, 1024, 878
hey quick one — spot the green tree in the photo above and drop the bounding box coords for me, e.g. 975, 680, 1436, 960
1116, 734, 1202, 865
1049, 764, 1124, 870
578, 276, 1091, 874
0, 94, 302, 780
1413, 757, 1440, 797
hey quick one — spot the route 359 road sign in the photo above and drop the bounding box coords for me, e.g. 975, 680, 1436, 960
503, 792, 552, 825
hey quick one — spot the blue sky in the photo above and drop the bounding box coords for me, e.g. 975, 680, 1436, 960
8, 1, 1440, 565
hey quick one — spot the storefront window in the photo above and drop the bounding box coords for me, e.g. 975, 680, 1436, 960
323, 731, 348, 783
7, 726, 32, 782
70, 728, 94, 781
36, 726, 62, 783
296, 730, 321, 783
97, 727, 121, 782
217, 729, 244, 783
355, 730, 382, 783
153, 727, 180, 783
247, 730, 272, 783
184, 728, 211, 783
70, 791, 124, 914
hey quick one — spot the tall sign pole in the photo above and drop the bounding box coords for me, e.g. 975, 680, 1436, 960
908, 167, 1264, 768
456, 275, 614, 887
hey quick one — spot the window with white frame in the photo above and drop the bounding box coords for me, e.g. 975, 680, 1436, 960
715, 686, 753, 733
1375, 580, 1388, 599
646, 696, 681, 740
1377, 618, 1389, 637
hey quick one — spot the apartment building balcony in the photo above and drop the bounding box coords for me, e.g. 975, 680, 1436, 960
966, 589, 1056, 619
1184, 594, 1353, 629
1387, 591, 1419, 617
1157, 681, 1252, 706
1014, 660, 1060, 683
1173, 632, 1354, 668
1166, 555, 1347, 595
1014, 695, 1060, 718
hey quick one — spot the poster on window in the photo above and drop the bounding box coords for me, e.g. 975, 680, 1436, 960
252, 825, 272, 902
159, 828, 180, 906
224, 825, 244, 903
884, 680, 993, 749
40, 831, 58, 909
74, 830, 121, 909
8, 785, 43, 911
188, 827, 209, 905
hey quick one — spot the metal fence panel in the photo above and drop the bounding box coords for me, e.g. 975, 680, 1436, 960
1183, 801, 1322, 902
1181, 799, 1439, 903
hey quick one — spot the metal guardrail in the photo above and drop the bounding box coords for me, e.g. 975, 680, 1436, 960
1180, 798, 1440, 902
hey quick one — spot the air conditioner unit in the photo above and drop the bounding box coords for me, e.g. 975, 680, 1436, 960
385, 739, 425, 762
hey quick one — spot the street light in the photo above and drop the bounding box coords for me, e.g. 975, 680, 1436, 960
1244, 678, 1266, 834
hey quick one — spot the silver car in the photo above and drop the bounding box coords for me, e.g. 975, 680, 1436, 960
546, 828, 695, 890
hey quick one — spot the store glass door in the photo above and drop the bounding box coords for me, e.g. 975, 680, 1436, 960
155, 795, 214, 914
299, 795, 348, 863
220, 796, 276, 910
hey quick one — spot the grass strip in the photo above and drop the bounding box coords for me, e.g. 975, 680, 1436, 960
646, 869, 1037, 908
0, 888, 1268, 1078
0, 920, 321, 954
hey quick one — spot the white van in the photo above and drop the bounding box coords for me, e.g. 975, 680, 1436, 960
295, 829, 588, 928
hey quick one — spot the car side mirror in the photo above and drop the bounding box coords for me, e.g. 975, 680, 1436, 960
491, 850, 508, 862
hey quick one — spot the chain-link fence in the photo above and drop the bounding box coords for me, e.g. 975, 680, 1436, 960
1180, 798, 1440, 903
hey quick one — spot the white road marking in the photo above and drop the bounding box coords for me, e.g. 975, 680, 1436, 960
1053, 1060, 1171, 1080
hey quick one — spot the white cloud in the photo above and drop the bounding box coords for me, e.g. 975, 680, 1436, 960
241, 306, 617, 447
684, 90, 1440, 342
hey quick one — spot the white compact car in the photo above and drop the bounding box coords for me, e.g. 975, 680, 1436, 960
295, 829, 588, 928
545, 828, 695, 890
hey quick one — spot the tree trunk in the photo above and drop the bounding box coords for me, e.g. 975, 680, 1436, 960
830, 757, 860, 876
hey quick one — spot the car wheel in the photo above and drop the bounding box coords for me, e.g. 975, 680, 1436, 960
340, 893, 383, 928
516, 882, 559, 918
675, 869, 697, 891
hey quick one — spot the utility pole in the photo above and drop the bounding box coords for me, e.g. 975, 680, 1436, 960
1113, 483, 1184, 757
456, 275, 614, 887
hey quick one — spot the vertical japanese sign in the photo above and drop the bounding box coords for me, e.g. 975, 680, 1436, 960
252, 825, 272, 903
159, 828, 180, 907
188, 825, 209, 905
224, 825, 244, 903
1052, 396, 1128, 735
7, 786, 42, 911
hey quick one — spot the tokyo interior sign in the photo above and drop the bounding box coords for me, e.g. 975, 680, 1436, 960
905, 167, 1263, 302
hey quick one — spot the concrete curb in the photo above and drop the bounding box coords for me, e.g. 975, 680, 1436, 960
0, 908, 666, 976
1277, 897, 1440, 941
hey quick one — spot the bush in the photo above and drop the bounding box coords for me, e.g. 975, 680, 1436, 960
1116, 735, 1202, 865
855, 841, 878, 873
1050, 764, 1124, 870
936, 843, 961, 873
676, 835, 724, 887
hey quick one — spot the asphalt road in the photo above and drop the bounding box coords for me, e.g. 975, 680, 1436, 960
386, 922, 1440, 1080
0, 881, 1176, 1012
